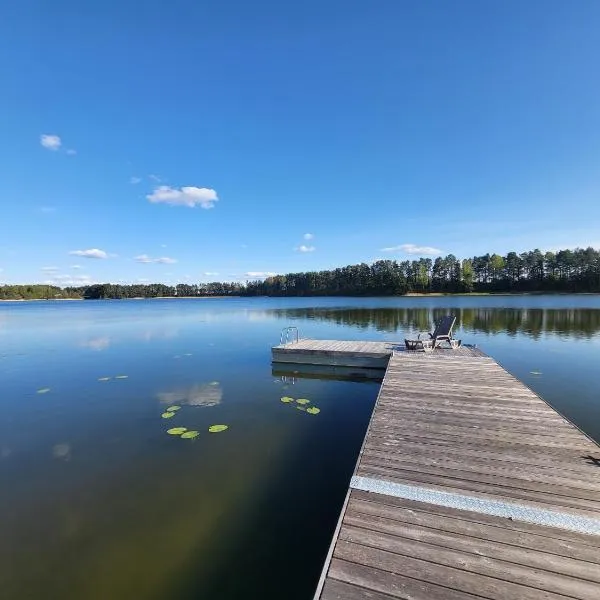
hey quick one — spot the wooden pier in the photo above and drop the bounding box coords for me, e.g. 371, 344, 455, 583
272, 340, 600, 599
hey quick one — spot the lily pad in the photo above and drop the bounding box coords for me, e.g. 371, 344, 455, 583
280, 396, 294, 403
97, 377, 111, 382
167, 427, 187, 435
208, 425, 228, 433
37, 388, 51, 394
115, 375, 129, 379
296, 406, 306, 412
166, 405, 181, 412
181, 431, 200, 439
296, 398, 310, 405
161, 412, 176, 419
306, 407, 321, 415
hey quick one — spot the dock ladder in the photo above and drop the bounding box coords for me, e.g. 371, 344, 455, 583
280, 326, 299, 345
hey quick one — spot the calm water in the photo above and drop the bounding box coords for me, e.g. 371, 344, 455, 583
1, 295, 600, 599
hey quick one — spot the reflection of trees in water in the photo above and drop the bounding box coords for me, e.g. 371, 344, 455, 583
268, 307, 600, 339
157, 383, 222, 407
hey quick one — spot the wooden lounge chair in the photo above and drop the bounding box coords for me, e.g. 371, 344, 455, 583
405, 315, 461, 351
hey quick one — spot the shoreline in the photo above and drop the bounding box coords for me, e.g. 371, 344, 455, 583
2, 291, 600, 303
0, 298, 83, 302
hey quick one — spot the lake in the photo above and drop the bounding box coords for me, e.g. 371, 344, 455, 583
1, 295, 599, 599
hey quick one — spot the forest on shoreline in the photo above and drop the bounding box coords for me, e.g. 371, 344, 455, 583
1, 246, 599, 300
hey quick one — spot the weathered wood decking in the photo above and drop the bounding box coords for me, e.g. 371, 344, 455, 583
272, 339, 397, 368
272, 340, 600, 599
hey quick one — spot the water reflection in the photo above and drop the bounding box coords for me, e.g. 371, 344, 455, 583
157, 382, 223, 407
266, 306, 600, 339
52, 443, 71, 461
80, 337, 111, 351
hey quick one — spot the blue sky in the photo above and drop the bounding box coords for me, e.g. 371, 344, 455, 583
1, 0, 600, 286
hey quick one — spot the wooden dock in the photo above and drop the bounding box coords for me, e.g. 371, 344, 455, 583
272, 340, 600, 599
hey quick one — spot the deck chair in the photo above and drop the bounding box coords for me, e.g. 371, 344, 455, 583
418, 315, 459, 349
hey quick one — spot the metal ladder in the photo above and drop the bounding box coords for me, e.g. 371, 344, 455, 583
280, 326, 299, 345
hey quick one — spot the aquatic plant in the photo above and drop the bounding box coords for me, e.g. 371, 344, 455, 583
208, 425, 228, 433
167, 427, 187, 435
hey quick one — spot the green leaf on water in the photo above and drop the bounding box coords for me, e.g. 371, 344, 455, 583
167, 427, 187, 435
296, 406, 306, 412
97, 377, 111, 382
166, 405, 181, 412
37, 388, 51, 394
161, 412, 176, 419
208, 425, 228, 433
115, 375, 128, 379
306, 407, 321, 415
181, 431, 200, 439
296, 398, 310, 405
280, 396, 294, 403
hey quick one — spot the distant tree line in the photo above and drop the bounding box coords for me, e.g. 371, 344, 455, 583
245, 247, 600, 296
77, 282, 241, 299
0, 285, 81, 300
1, 247, 599, 300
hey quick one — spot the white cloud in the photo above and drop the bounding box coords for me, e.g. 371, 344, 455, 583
137, 278, 150, 283
381, 243, 443, 256
71, 264, 82, 269
66, 149, 77, 156
149, 174, 162, 182
134, 254, 177, 264
303, 233, 314, 240
203, 271, 219, 276
147, 185, 218, 209
41, 266, 59, 272
160, 244, 167, 248
295, 245, 315, 253
130, 176, 142, 184
245, 271, 276, 279
69, 248, 108, 259
40, 134, 62, 151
